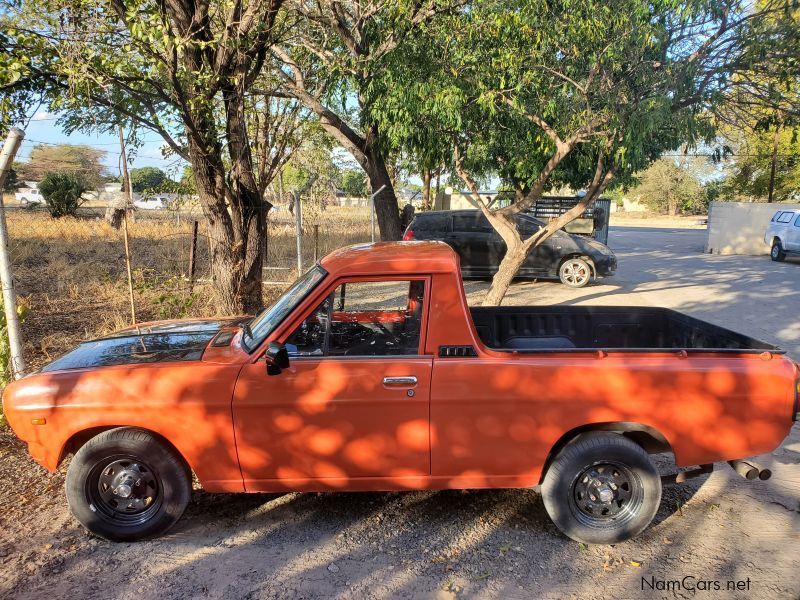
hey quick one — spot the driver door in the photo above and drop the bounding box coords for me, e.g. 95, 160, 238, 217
232, 278, 432, 490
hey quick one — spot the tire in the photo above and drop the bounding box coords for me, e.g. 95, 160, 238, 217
65, 427, 191, 541
558, 257, 592, 288
771, 241, 786, 262
541, 432, 661, 544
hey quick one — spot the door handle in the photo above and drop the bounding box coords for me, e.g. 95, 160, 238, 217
383, 376, 417, 386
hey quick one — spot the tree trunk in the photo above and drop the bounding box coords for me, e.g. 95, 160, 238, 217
767, 123, 780, 203
668, 198, 678, 217
188, 138, 266, 315
481, 240, 529, 306
364, 145, 402, 240
421, 168, 432, 210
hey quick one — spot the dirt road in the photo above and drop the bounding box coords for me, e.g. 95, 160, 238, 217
1, 226, 798, 599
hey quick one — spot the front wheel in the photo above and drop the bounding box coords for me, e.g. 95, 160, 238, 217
541, 432, 661, 544
559, 257, 592, 288
771, 241, 786, 262
65, 427, 191, 541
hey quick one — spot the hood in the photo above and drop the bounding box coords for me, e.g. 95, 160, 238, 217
573, 236, 613, 255
40, 317, 248, 373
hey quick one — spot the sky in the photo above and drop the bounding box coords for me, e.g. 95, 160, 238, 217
16, 111, 188, 179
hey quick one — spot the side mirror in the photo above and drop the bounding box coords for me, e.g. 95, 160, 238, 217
265, 341, 290, 376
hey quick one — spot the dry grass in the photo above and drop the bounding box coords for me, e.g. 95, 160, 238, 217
609, 212, 708, 228
4, 205, 371, 371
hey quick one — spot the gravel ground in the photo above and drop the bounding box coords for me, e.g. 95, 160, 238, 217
1, 226, 799, 599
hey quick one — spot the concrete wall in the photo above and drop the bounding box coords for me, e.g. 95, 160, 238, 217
706, 201, 800, 255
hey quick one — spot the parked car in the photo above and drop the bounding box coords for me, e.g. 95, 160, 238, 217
15, 187, 43, 206
403, 209, 616, 287
133, 196, 169, 210
765, 208, 800, 261
3, 242, 797, 544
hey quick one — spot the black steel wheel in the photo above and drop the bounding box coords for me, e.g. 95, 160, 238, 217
66, 428, 191, 541
771, 241, 786, 262
542, 432, 661, 544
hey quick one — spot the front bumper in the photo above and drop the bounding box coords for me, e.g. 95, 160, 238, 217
593, 254, 617, 277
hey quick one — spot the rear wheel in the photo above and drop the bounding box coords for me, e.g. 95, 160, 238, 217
559, 257, 592, 288
771, 241, 786, 262
65, 427, 191, 541
541, 432, 661, 544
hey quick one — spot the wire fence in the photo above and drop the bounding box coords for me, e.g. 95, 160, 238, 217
2, 196, 372, 370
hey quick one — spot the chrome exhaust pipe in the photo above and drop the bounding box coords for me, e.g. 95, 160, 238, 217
728, 459, 771, 481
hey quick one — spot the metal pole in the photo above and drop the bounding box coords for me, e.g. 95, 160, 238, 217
122, 213, 137, 325
188, 220, 198, 292
313, 224, 319, 263
369, 184, 386, 243
294, 191, 303, 274
0, 128, 27, 378
118, 126, 136, 325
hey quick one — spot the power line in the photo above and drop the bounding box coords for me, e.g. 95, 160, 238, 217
20, 137, 168, 146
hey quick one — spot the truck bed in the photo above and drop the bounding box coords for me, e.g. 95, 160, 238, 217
470, 306, 781, 353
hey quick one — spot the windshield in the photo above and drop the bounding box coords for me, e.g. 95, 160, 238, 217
242, 266, 327, 352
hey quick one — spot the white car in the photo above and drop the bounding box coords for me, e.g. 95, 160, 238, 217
134, 196, 169, 210
15, 187, 43, 206
765, 208, 800, 262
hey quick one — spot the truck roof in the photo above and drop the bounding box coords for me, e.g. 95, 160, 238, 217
319, 241, 458, 276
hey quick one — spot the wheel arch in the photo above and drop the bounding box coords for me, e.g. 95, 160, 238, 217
557, 253, 596, 278
538, 422, 675, 484
59, 426, 193, 478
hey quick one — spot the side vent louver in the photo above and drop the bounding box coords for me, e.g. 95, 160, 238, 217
439, 345, 477, 358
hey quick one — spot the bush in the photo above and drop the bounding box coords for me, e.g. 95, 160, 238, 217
38, 172, 88, 218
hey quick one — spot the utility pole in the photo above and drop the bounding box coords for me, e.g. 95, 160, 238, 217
0, 128, 27, 378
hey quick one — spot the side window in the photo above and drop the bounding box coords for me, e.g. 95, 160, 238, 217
515, 215, 542, 236
415, 215, 448, 232
777, 212, 793, 223
794, 214, 800, 227
284, 280, 425, 357
452, 213, 493, 233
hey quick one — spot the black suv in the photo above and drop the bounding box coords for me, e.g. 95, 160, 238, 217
403, 210, 617, 288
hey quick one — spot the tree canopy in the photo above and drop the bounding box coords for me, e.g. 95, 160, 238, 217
18, 144, 106, 188
367, 0, 800, 303
632, 158, 707, 216
2, 0, 799, 308
129, 167, 169, 193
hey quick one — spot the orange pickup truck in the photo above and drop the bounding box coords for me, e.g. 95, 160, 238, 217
3, 241, 798, 544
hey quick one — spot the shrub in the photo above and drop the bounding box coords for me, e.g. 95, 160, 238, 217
38, 172, 88, 218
